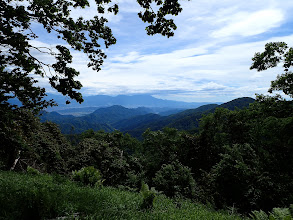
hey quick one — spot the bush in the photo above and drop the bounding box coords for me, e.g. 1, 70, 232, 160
26, 166, 40, 175
72, 166, 103, 187
153, 161, 197, 198
250, 206, 293, 220
140, 182, 156, 210
70, 136, 134, 186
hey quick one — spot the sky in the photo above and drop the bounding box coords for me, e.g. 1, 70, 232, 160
29, 0, 293, 102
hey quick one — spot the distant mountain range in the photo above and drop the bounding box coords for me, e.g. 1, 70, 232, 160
117, 97, 255, 137
9, 93, 222, 116
40, 105, 152, 134
40, 97, 255, 137
41, 94, 222, 115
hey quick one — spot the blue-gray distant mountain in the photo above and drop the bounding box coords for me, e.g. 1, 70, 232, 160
54, 107, 103, 116
46, 94, 221, 111
40, 97, 254, 136
81, 105, 152, 125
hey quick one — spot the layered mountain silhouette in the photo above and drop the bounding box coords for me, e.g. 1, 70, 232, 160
46, 94, 219, 112
41, 105, 152, 134
40, 97, 255, 137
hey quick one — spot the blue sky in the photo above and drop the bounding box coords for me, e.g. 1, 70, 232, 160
29, 0, 293, 102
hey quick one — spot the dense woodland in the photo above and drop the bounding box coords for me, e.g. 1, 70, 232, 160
1, 0, 293, 219
1, 94, 293, 217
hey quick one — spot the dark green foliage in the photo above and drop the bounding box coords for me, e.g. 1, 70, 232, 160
153, 161, 197, 198
1, 0, 109, 107
3, 1, 293, 216
215, 97, 255, 111
197, 96, 293, 212
0, 105, 72, 173
0, 106, 39, 170
192, 108, 250, 176
70, 138, 127, 186
137, 0, 184, 38
250, 206, 293, 220
140, 182, 156, 210
2, 94, 292, 214
113, 113, 162, 131
250, 42, 289, 71
251, 42, 293, 97
139, 127, 205, 200
72, 166, 103, 187
0, 171, 244, 220
55, 117, 113, 134
0, 171, 66, 219
141, 128, 186, 181
69, 130, 143, 187
25, 121, 71, 173
207, 144, 262, 212
26, 166, 40, 175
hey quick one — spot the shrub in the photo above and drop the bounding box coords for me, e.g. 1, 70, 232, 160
26, 166, 41, 175
70, 136, 133, 186
250, 206, 292, 220
140, 182, 156, 210
72, 166, 103, 187
270, 208, 292, 220
153, 161, 197, 198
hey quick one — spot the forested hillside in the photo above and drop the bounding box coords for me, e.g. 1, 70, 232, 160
40, 105, 153, 133
121, 97, 255, 137
2, 94, 293, 218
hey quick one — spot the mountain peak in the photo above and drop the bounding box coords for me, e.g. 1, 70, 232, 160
219, 97, 255, 110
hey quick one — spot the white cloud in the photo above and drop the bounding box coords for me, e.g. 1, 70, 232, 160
110, 51, 142, 63
72, 33, 293, 101
211, 9, 284, 38
19, 0, 293, 102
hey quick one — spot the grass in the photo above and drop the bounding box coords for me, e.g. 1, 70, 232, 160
0, 171, 246, 220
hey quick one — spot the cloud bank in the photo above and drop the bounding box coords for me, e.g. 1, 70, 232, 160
31, 0, 293, 102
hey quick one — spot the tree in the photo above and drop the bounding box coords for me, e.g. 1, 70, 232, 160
0, 0, 185, 111
152, 161, 197, 198
250, 42, 293, 98
0, 105, 72, 172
